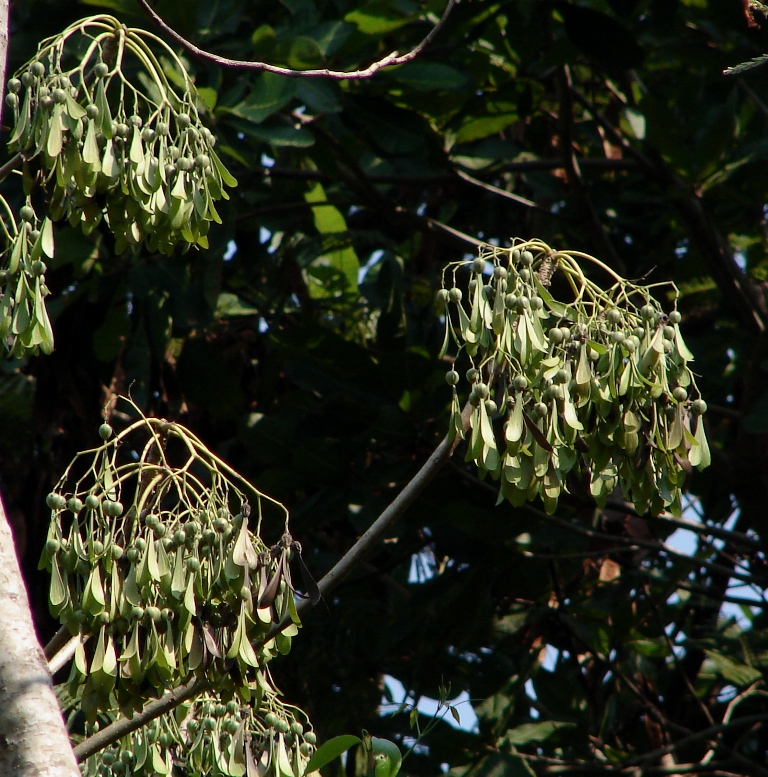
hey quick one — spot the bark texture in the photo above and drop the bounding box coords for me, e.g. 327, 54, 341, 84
0, 497, 80, 777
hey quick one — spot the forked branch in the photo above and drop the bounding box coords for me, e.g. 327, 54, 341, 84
137, 0, 457, 79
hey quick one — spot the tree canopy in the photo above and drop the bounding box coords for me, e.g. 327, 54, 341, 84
3, 0, 768, 775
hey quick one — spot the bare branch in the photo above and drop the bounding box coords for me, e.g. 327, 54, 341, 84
137, 0, 458, 79
73, 677, 205, 762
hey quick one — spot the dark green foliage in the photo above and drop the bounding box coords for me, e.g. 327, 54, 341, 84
3, 0, 768, 775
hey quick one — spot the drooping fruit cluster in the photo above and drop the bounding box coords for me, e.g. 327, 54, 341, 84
79, 693, 316, 777
438, 240, 710, 516
5, 14, 236, 256
41, 408, 305, 721
0, 198, 54, 357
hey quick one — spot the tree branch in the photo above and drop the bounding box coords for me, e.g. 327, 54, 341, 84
137, 0, 458, 79
0, 495, 81, 777
626, 713, 768, 772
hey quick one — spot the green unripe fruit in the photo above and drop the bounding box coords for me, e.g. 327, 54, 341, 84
98, 423, 113, 440
663, 326, 676, 340
669, 310, 682, 324
135, 537, 147, 552
67, 497, 83, 513
30, 62, 45, 77
45, 538, 60, 554
446, 370, 459, 386
20, 205, 36, 222
264, 712, 279, 728
46, 492, 67, 510
173, 530, 186, 546
156, 121, 169, 136
21, 72, 35, 88
533, 402, 548, 418
154, 523, 167, 538
519, 267, 531, 282
186, 556, 201, 572
474, 383, 489, 400
31, 260, 46, 277
112, 544, 124, 560
691, 399, 707, 415
104, 500, 123, 517
5, 93, 18, 108
226, 700, 239, 715
472, 258, 486, 274
291, 721, 304, 735
213, 517, 228, 533
624, 339, 637, 354
195, 153, 210, 169
126, 548, 139, 563
85, 494, 100, 511
300, 743, 313, 756
640, 304, 656, 321
606, 309, 621, 324
304, 731, 317, 745
466, 368, 480, 383
52, 88, 67, 104
513, 375, 528, 391
94, 62, 109, 78
215, 704, 227, 718
275, 719, 290, 734
448, 287, 462, 303
184, 520, 200, 537
202, 716, 216, 731
102, 752, 116, 766
504, 293, 517, 310
493, 265, 507, 280
672, 387, 688, 402
120, 750, 133, 764
484, 399, 497, 415
92, 540, 104, 555
86, 104, 99, 120
7, 78, 21, 93
520, 250, 534, 266
549, 328, 564, 344
553, 369, 569, 385
145, 606, 162, 622
129, 114, 142, 127
531, 296, 544, 311
141, 127, 155, 142
436, 288, 450, 305
611, 331, 625, 344
177, 112, 191, 128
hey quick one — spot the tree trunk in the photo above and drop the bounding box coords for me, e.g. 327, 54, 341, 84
0, 496, 80, 777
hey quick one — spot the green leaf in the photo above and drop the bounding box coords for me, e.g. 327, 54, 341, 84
705, 650, 762, 686
392, 63, 469, 91
455, 114, 519, 145
505, 720, 575, 746
305, 180, 360, 292
304, 735, 362, 774
228, 73, 297, 124
344, 4, 412, 34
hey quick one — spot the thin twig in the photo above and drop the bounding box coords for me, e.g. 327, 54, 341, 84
625, 713, 768, 770
137, 0, 458, 79
48, 634, 84, 676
